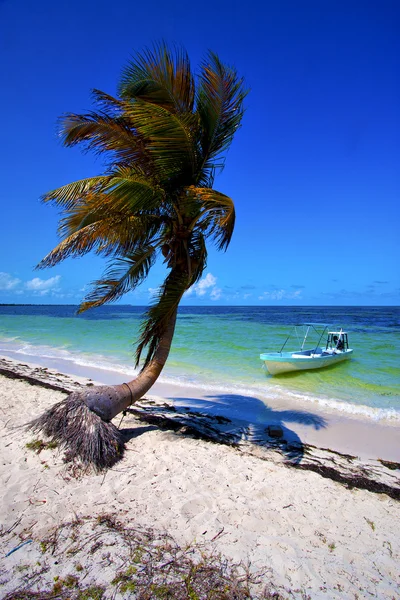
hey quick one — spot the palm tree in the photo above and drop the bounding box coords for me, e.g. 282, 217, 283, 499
32, 44, 247, 469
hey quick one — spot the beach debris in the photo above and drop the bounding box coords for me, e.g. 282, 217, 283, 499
28, 498, 47, 506
266, 425, 283, 438
378, 459, 400, 471
2, 516, 270, 599
5, 539, 33, 557
0, 359, 80, 393
211, 527, 225, 542
26, 438, 58, 454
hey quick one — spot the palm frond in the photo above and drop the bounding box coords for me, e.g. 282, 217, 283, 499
78, 246, 157, 313
91, 89, 126, 114
39, 171, 168, 270
58, 199, 165, 242
185, 186, 235, 251
123, 100, 199, 182
118, 43, 195, 114
135, 269, 189, 368
38, 214, 165, 268
59, 111, 151, 169
100, 172, 167, 214
37, 222, 113, 268
42, 176, 112, 209
196, 52, 247, 180
52, 174, 165, 240
187, 230, 208, 285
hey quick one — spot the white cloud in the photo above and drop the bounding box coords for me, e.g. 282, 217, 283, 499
148, 286, 161, 298
258, 289, 302, 301
196, 273, 217, 296
0, 273, 64, 298
185, 273, 222, 301
26, 275, 61, 293
210, 286, 222, 300
0, 272, 21, 290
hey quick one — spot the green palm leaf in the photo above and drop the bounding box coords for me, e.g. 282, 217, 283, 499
42, 176, 112, 209
100, 173, 166, 214
118, 43, 195, 114
59, 111, 151, 168
187, 230, 208, 285
196, 52, 248, 182
37, 222, 116, 268
38, 214, 165, 268
78, 245, 158, 313
123, 100, 199, 182
135, 268, 189, 367
185, 186, 235, 251
52, 173, 165, 237
91, 89, 126, 114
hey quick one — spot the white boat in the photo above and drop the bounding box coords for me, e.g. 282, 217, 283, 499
260, 323, 353, 375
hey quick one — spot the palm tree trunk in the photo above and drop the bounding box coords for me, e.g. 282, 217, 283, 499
83, 309, 177, 421
30, 309, 178, 470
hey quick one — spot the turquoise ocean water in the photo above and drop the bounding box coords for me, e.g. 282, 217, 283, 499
0, 305, 399, 421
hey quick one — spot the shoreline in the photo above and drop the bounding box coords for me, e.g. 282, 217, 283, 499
1, 351, 399, 463
1, 339, 399, 424
0, 356, 399, 598
0, 354, 399, 500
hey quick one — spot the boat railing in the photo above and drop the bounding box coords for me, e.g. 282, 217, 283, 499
314, 325, 328, 351
279, 324, 329, 355
279, 325, 295, 354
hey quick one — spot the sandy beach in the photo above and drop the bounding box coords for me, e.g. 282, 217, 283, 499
0, 356, 399, 599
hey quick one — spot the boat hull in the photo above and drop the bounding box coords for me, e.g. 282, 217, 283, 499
260, 349, 353, 375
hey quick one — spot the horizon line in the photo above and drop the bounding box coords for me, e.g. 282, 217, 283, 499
0, 303, 399, 308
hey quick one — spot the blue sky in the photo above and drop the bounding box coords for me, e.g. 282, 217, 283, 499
0, 0, 398, 306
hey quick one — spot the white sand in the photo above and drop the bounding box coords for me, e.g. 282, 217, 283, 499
0, 360, 399, 598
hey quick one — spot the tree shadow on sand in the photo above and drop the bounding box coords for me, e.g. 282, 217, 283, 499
125, 393, 327, 465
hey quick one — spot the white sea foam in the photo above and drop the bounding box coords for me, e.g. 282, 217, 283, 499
1, 338, 399, 423
155, 374, 400, 422
0, 340, 138, 378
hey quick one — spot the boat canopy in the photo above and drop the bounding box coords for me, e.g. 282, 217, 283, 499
278, 323, 349, 354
